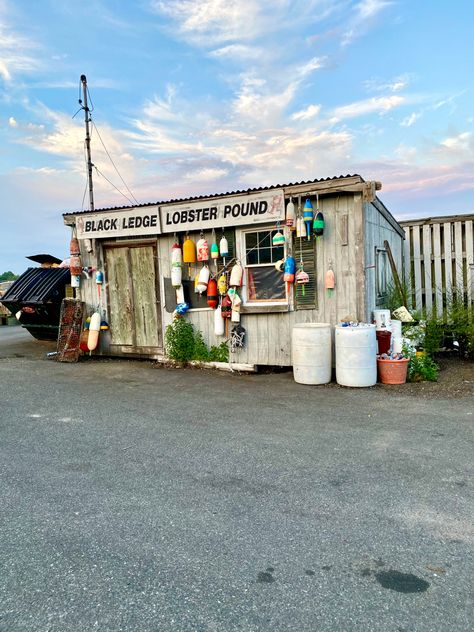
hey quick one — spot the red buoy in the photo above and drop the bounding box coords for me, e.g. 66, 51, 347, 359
207, 278, 218, 309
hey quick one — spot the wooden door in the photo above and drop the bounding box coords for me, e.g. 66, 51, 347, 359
105, 243, 162, 351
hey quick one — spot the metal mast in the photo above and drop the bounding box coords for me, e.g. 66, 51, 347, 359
80, 74, 94, 212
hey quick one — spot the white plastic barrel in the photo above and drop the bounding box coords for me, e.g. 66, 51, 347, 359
373, 309, 391, 331
390, 319, 402, 337
335, 325, 377, 387
292, 323, 332, 385
392, 336, 403, 353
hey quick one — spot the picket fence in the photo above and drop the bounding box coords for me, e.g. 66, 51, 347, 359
400, 214, 474, 316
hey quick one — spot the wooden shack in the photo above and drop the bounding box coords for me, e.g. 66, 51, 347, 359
63, 174, 405, 368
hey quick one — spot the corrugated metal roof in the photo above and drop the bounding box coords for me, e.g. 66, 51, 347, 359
0, 267, 70, 304
63, 174, 363, 216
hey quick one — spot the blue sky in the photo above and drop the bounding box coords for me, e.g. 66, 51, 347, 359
1, 0, 473, 273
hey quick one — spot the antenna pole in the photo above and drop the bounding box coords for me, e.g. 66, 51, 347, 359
80, 74, 94, 212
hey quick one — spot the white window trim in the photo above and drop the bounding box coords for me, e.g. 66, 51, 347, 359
236, 224, 293, 309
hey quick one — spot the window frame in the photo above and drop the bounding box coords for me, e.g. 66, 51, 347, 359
237, 225, 292, 308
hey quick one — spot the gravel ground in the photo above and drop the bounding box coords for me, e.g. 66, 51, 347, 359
0, 328, 473, 631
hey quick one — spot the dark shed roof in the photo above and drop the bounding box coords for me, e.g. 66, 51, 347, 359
1, 267, 70, 304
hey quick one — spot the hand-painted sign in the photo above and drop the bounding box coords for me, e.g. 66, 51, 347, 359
75, 207, 161, 239
160, 190, 285, 233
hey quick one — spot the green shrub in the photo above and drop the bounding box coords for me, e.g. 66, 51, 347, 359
407, 353, 439, 382
165, 317, 229, 363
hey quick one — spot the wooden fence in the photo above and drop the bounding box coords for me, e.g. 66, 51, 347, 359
400, 214, 474, 315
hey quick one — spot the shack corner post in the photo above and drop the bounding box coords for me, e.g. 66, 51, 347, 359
62, 174, 405, 370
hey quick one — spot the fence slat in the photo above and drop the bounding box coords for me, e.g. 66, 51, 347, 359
466, 220, 473, 307
454, 222, 464, 292
432, 223, 443, 316
412, 225, 423, 311
443, 222, 453, 299
422, 224, 432, 314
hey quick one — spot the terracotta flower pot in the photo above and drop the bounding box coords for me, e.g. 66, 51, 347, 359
377, 358, 409, 385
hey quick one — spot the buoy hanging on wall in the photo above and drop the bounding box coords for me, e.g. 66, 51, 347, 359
284, 256, 296, 298
207, 278, 218, 308
296, 216, 307, 238
303, 198, 313, 241
272, 227, 285, 246
219, 234, 229, 258
313, 211, 325, 237
171, 242, 182, 265
197, 235, 209, 262
70, 255, 82, 276
217, 273, 227, 295
171, 264, 182, 288
70, 237, 80, 255
285, 198, 295, 227
229, 262, 243, 287
214, 305, 225, 336
295, 268, 309, 296
183, 236, 197, 263
87, 311, 101, 351
197, 265, 210, 294
210, 228, 219, 260
325, 268, 335, 297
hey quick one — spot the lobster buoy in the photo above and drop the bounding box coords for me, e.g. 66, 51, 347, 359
219, 236, 229, 258
284, 256, 296, 297
221, 294, 232, 319
295, 268, 309, 296
230, 290, 241, 323
176, 285, 185, 304
229, 262, 243, 287
214, 305, 225, 335
197, 265, 210, 294
207, 278, 218, 308
70, 255, 82, 276
197, 237, 209, 262
313, 211, 325, 237
272, 230, 285, 246
303, 198, 313, 240
211, 241, 219, 259
285, 198, 295, 227
217, 273, 227, 295
171, 242, 182, 265
171, 263, 182, 288
296, 216, 307, 238
183, 237, 197, 263
95, 270, 104, 285
71, 274, 81, 288
70, 237, 80, 255
79, 328, 89, 352
194, 274, 200, 293
87, 311, 101, 351
284, 256, 296, 283
325, 268, 335, 297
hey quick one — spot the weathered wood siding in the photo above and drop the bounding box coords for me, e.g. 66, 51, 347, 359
363, 199, 404, 322
400, 214, 474, 314
159, 193, 364, 366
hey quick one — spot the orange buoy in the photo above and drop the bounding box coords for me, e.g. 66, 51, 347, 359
207, 278, 218, 308
70, 237, 80, 255
70, 255, 82, 276
183, 237, 197, 263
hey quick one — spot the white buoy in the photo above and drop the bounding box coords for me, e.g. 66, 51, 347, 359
214, 305, 225, 335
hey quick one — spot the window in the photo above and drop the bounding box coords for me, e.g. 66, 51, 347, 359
239, 227, 287, 304
376, 247, 388, 301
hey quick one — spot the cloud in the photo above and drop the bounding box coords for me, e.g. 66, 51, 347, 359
333, 95, 405, 120
0, 5, 41, 81
291, 104, 321, 121
400, 112, 420, 127
342, 0, 393, 46
209, 44, 262, 61
8, 116, 17, 127
440, 132, 472, 152
364, 73, 412, 93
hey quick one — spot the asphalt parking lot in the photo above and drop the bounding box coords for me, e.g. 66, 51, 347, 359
0, 327, 473, 631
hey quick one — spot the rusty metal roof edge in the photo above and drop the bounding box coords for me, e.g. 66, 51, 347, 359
63, 174, 364, 217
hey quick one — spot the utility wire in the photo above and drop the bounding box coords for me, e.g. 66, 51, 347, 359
94, 165, 136, 206
91, 119, 139, 205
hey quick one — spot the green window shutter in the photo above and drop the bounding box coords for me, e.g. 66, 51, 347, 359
294, 237, 317, 310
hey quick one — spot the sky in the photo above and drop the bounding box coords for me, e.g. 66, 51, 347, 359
0, 0, 473, 274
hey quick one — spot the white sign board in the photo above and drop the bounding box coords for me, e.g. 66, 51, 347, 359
160, 190, 285, 233
75, 206, 161, 239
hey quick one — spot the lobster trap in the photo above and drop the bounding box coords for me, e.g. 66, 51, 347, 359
56, 298, 84, 362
